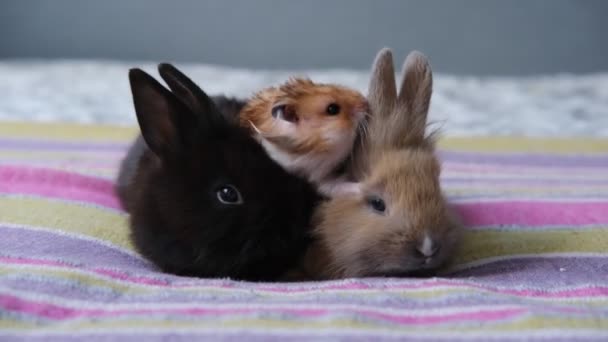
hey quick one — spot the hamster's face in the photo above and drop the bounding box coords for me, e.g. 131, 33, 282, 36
290, 87, 367, 151
269, 84, 368, 157
314, 149, 461, 278
151, 126, 320, 280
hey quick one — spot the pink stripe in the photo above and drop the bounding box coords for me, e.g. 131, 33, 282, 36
0, 165, 121, 210
0, 293, 525, 324
93, 268, 170, 286
455, 201, 608, 226
2, 166, 608, 227
1, 160, 120, 168
2, 256, 608, 299
361, 307, 524, 325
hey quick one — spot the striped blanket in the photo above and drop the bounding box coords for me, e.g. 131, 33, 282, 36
1, 121, 607, 341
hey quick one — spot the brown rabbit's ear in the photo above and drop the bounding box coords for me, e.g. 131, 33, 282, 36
396, 51, 433, 145
367, 48, 397, 118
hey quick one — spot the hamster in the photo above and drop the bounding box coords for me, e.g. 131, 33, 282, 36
116, 63, 322, 281
239, 78, 368, 193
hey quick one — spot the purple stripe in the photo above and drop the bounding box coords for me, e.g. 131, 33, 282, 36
0, 225, 151, 271
2, 246, 607, 305
0, 331, 605, 342
3, 265, 607, 308
0, 274, 522, 306
0, 138, 129, 152
441, 178, 608, 185
448, 257, 608, 287
439, 150, 608, 167
0, 336, 364, 342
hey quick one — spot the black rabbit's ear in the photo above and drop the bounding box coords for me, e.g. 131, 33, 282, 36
158, 63, 220, 122
128, 68, 195, 158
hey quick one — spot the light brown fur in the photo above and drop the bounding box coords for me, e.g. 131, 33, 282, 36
240, 78, 368, 184
299, 49, 462, 279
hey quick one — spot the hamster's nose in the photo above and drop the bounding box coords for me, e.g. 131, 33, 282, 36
416, 236, 440, 259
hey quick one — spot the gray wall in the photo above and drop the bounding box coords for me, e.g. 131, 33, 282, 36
1, 0, 607, 75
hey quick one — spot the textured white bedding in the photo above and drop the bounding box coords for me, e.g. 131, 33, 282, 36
0, 60, 606, 136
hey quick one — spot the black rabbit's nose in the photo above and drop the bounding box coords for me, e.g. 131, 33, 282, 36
416, 236, 440, 259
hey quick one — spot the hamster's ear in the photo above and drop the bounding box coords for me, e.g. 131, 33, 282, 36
158, 63, 222, 125
271, 103, 298, 123
128, 68, 195, 158
368, 48, 397, 118
396, 51, 433, 144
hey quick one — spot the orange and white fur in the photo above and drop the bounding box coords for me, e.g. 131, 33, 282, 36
298, 49, 463, 279
239, 78, 368, 195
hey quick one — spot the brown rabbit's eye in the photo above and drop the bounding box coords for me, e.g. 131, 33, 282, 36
326, 103, 340, 115
367, 196, 386, 213
216, 185, 243, 205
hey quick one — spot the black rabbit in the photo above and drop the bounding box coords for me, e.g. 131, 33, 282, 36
115, 64, 322, 281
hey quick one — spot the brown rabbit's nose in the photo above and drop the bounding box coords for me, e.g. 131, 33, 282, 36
415, 236, 440, 260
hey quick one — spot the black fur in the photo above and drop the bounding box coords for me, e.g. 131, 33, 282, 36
211, 95, 247, 123
116, 64, 322, 281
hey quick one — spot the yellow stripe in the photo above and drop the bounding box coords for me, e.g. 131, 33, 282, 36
454, 229, 608, 265
0, 197, 133, 252
2, 121, 608, 153
497, 316, 608, 330
0, 316, 606, 333
0, 267, 137, 293
0, 121, 137, 142
438, 137, 608, 154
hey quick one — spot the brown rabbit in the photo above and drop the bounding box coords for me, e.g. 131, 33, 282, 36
299, 49, 462, 279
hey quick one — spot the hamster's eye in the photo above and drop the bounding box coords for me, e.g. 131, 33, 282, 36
366, 196, 386, 214
326, 103, 341, 115
216, 185, 243, 205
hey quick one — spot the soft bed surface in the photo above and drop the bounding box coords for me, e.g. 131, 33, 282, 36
0, 121, 607, 341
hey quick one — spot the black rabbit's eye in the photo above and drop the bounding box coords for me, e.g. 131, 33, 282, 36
366, 196, 386, 213
216, 185, 243, 205
326, 103, 340, 115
